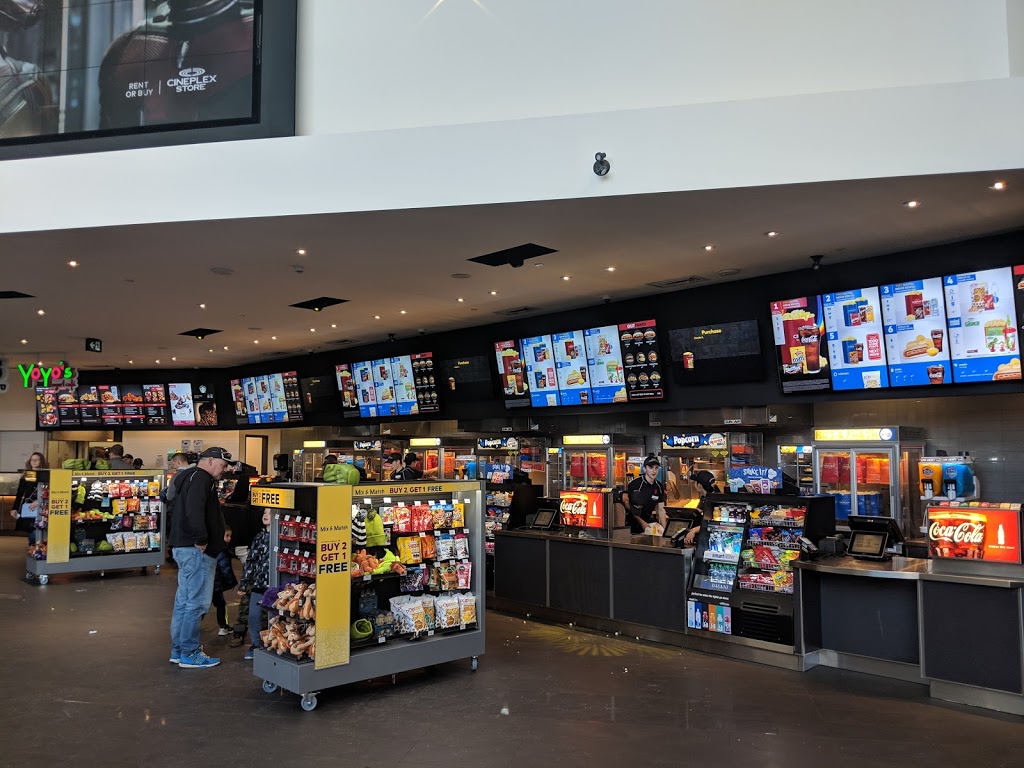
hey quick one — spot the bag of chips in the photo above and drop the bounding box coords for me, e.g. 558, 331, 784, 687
397, 536, 422, 565
458, 592, 477, 626
456, 561, 472, 589
436, 534, 455, 561
454, 534, 469, 560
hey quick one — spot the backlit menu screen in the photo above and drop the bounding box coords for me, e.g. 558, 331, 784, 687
494, 340, 531, 408
371, 359, 398, 416
770, 296, 832, 394
552, 330, 592, 405
880, 278, 952, 386
944, 268, 1021, 383
584, 325, 627, 404
822, 287, 889, 390
521, 335, 561, 407
351, 361, 378, 417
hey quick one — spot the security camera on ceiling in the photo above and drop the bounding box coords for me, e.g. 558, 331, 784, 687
593, 152, 610, 177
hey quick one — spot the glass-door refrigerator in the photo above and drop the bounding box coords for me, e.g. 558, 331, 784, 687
777, 444, 815, 495
812, 427, 925, 534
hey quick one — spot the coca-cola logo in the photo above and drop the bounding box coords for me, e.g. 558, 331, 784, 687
928, 521, 985, 544
560, 497, 587, 517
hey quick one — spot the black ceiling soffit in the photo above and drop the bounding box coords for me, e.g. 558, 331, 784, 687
290, 297, 349, 312
178, 328, 223, 340
468, 243, 557, 268
0, 290, 35, 299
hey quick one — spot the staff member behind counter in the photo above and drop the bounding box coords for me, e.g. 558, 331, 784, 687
625, 455, 669, 534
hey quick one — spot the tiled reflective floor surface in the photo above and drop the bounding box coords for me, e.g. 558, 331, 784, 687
1, 536, 1022, 768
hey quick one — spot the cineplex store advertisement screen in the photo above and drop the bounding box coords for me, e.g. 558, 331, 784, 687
0, 0, 256, 143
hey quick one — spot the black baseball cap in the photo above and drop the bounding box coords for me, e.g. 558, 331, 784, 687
643, 455, 660, 467
385, 452, 403, 464
200, 447, 234, 463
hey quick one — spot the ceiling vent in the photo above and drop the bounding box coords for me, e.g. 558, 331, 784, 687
178, 328, 223, 340
0, 290, 35, 300
495, 306, 539, 317
646, 275, 708, 290
468, 243, 557, 269
290, 297, 349, 312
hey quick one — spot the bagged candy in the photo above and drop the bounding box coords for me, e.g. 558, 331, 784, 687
421, 597, 436, 630
436, 534, 455, 561
400, 567, 425, 593
453, 534, 469, 560
426, 565, 440, 591
458, 592, 477, 625
395, 506, 412, 533
107, 533, 125, 552
359, 588, 378, 616
435, 594, 460, 628
451, 503, 466, 528
420, 534, 437, 560
439, 563, 459, 591
456, 561, 472, 589
149, 532, 161, 550
397, 536, 422, 565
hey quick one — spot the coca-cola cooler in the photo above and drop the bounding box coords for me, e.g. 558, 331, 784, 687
558, 434, 646, 527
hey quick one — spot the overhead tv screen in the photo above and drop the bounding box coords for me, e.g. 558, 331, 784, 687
0, 0, 296, 158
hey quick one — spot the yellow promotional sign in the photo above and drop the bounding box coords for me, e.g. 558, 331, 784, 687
814, 428, 895, 442
315, 484, 352, 669
46, 470, 73, 564
250, 486, 296, 509
356, 481, 480, 498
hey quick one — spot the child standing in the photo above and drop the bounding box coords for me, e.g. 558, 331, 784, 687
212, 526, 238, 636
239, 509, 271, 660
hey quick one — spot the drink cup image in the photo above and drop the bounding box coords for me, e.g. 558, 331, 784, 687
683, 352, 695, 369
930, 329, 944, 352
929, 511, 986, 559
927, 364, 945, 384
798, 325, 821, 373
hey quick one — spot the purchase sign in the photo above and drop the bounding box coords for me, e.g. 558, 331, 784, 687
927, 503, 1021, 563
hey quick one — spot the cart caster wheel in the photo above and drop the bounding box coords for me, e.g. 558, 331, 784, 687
154, 565, 161, 575
300, 694, 318, 712
471, 656, 478, 671
38, 575, 49, 586
25, 571, 34, 581
262, 680, 278, 694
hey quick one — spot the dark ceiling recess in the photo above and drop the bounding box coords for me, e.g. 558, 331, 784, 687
290, 296, 349, 312
0, 290, 36, 300
178, 328, 223, 340
468, 242, 557, 269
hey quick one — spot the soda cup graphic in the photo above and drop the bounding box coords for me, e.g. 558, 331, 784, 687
928, 511, 986, 559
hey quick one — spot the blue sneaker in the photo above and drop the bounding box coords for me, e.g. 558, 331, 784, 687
244, 646, 255, 661
169, 651, 181, 664
178, 649, 221, 668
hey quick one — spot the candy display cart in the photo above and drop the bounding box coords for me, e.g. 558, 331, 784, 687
252, 480, 486, 712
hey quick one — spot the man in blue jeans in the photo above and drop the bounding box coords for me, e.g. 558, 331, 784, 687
168, 447, 235, 668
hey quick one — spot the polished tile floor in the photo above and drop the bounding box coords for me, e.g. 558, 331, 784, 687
2, 535, 1022, 768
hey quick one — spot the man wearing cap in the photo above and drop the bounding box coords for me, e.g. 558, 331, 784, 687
107, 444, 132, 470
169, 447, 234, 669
624, 455, 668, 534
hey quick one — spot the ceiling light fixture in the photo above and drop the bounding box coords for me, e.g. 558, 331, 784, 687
128, 360, 133, 365
155, 359, 160, 364
903, 200, 921, 208
19, 339, 27, 344
68, 260, 79, 267
271, 336, 278, 340
208, 349, 214, 353
605, 267, 617, 272
489, 291, 498, 296
295, 249, 307, 256
704, 245, 714, 252
36, 309, 45, 316
810, 254, 824, 271
534, 263, 545, 268
374, 315, 381, 320
990, 181, 1007, 191
765, 231, 780, 238
198, 303, 207, 309
253, 340, 260, 344
400, 310, 407, 315
331, 323, 337, 328
718, 268, 741, 277
223, 345, 229, 350
562, 275, 571, 281
457, 297, 465, 303
171, 357, 177, 361
309, 328, 316, 332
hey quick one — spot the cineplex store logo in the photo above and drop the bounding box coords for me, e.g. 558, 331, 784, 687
167, 67, 218, 93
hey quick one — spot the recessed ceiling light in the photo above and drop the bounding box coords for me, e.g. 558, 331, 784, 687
400, 310, 407, 315
19, 339, 27, 345
253, 340, 260, 344
457, 297, 465, 303
991, 181, 1007, 191
198, 303, 207, 309
271, 335, 278, 340
171, 357, 177, 361
309, 328, 316, 332
534, 262, 545, 268
67, 260, 79, 267
295, 248, 307, 256
562, 275, 571, 281
903, 200, 921, 208
36, 309, 45, 315
704, 245, 715, 252
154, 359, 160, 364
765, 231, 779, 238
605, 267, 617, 272
374, 315, 381, 320
489, 291, 498, 296
223, 345, 229, 350
331, 323, 337, 328
208, 349, 214, 353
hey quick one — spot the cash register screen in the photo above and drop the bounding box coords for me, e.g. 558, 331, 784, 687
663, 518, 692, 539
533, 509, 555, 529
849, 531, 886, 557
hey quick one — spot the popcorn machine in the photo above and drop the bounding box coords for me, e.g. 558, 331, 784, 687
660, 433, 763, 510
812, 427, 925, 533
559, 434, 646, 491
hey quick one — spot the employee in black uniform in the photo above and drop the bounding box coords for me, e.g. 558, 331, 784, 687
625, 455, 668, 534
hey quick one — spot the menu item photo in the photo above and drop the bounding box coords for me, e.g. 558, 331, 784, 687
822, 287, 890, 390
880, 278, 952, 386
521, 335, 561, 407
769, 296, 831, 393
143, 384, 169, 426
351, 361, 378, 417
945, 268, 1021, 383
371, 359, 398, 416
583, 325, 627, 404
411, 352, 440, 414
552, 330, 593, 405
618, 320, 664, 401
334, 364, 360, 414
169, 383, 196, 427
493, 340, 531, 408
192, 384, 219, 427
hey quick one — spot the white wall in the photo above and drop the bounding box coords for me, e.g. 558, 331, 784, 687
297, 0, 1011, 135
116, 429, 280, 472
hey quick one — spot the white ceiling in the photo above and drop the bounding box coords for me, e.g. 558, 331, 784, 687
1, 169, 1021, 370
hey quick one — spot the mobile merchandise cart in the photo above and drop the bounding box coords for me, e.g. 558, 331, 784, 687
252, 480, 486, 712
24, 468, 165, 585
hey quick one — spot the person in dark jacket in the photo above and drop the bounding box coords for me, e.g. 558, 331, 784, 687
238, 508, 271, 660
211, 525, 238, 636
389, 452, 422, 481
168, 446, 234, 669
10, 452, 46, 544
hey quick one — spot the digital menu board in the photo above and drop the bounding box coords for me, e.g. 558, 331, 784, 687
351, 361, 378, 417
583, 325, 627, 404
552, 330, 592, 405
618, 320, 664, 400
268, 374, 289, 421
236, 373, 303, 424
880, 278, 952, 386
944, 268, 1021, 383
98, 385, 122, 426
168, 383, 196, 427
192, 384, 219, 427
230, 380, 248, 422
300, 376, 338, 416
822, 288, 889, 390
334, 353, 439, 418
35, 388, 59, 428
36, 385, 82, 428
493, 341, 531, 408
769, 296, 832, 394
143, 384, 169, 426
411, 353, 440, 413
120, 385, 146, 426
668, 320, 762, 386
440, 356, 493, 404
371, 359, 398, 417
334, 364, 361, 418
520, 335, 561, 407
77, 385, 102, 426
